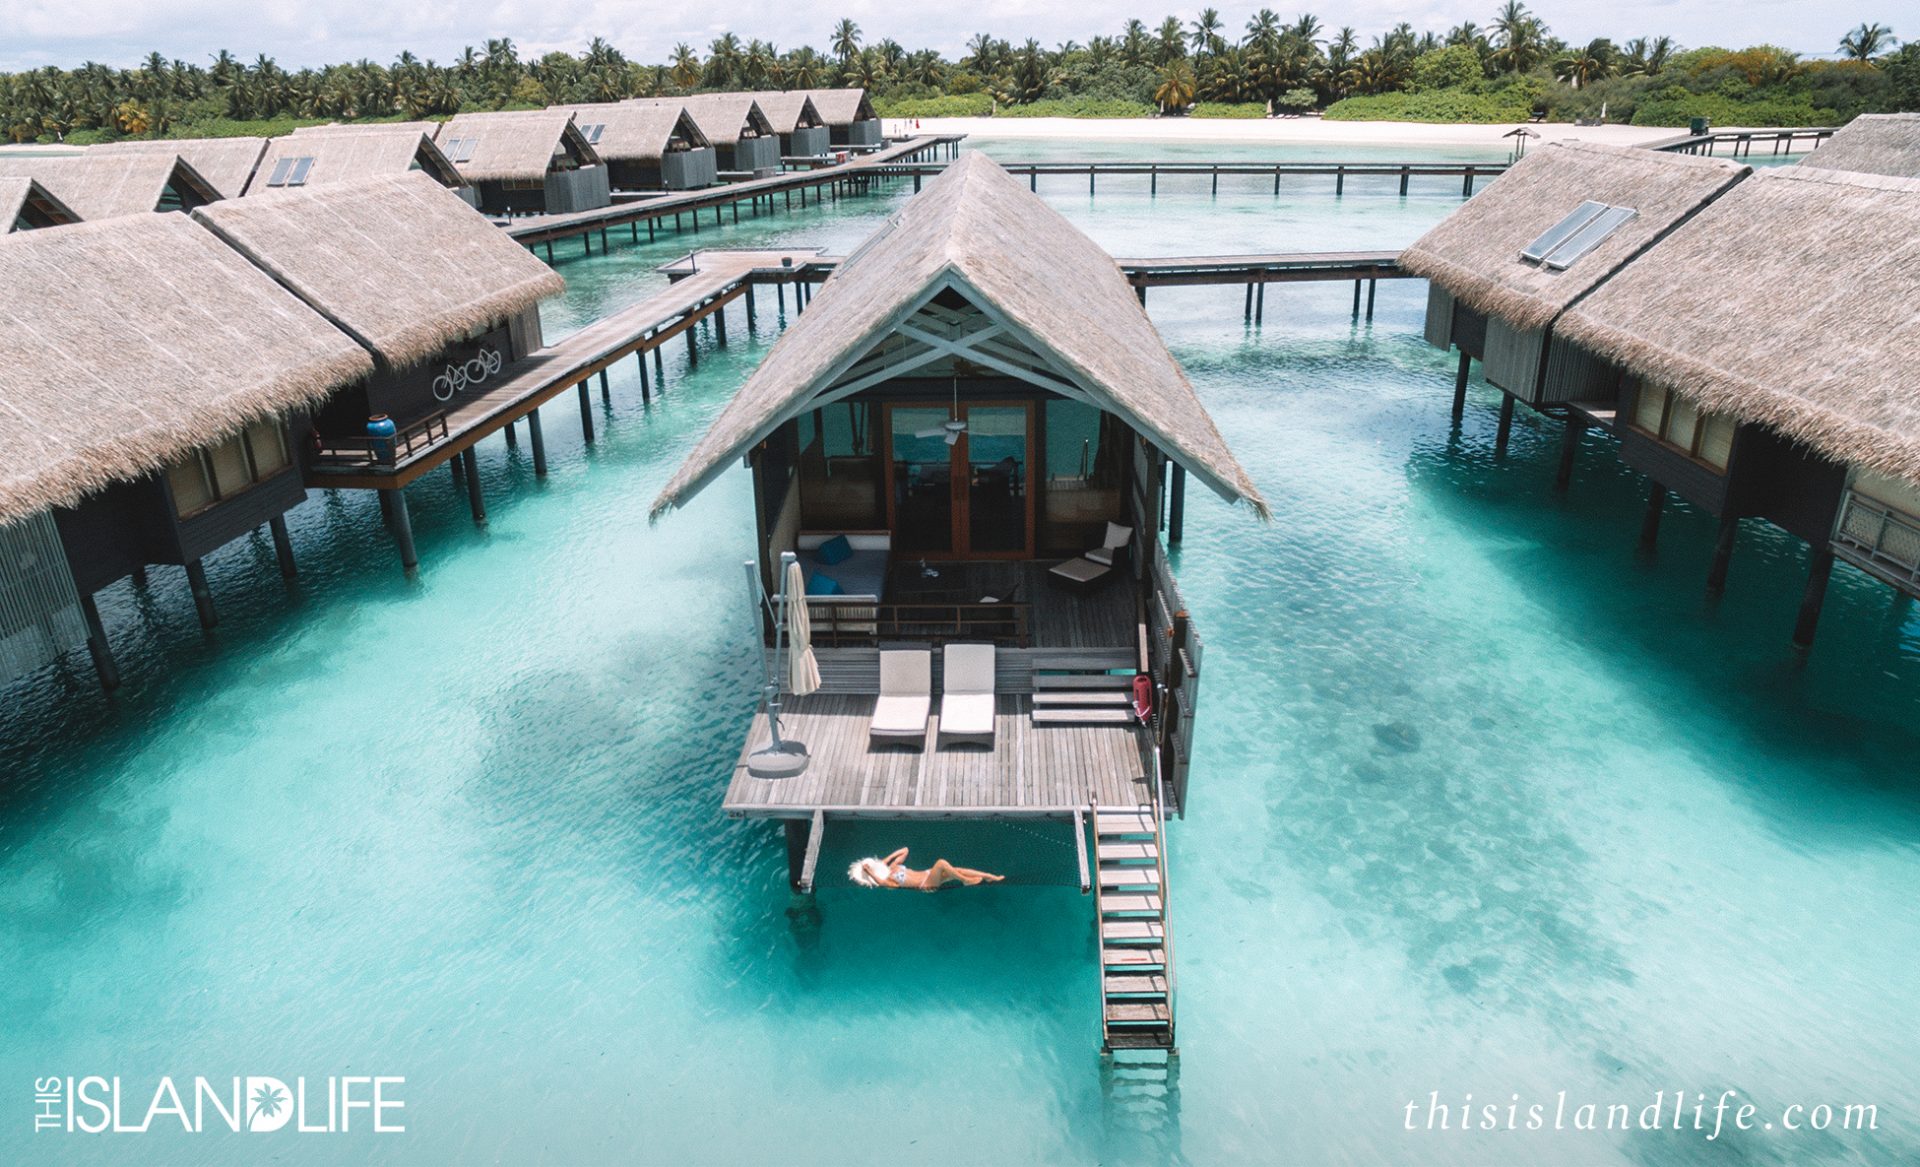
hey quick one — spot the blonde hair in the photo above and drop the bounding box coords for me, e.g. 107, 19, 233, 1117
848, 857, 890, 887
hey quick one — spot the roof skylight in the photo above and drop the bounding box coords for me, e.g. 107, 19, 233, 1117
1520, 201, 1638, 269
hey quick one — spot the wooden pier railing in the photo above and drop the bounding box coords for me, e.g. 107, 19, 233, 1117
1647, 127, 1834, 158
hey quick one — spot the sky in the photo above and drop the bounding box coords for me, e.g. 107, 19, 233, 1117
0, 0, 1905, 74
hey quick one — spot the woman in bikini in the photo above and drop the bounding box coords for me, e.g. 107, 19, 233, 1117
848, 848, 1004, 891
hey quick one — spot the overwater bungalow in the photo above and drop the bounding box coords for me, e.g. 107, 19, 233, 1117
1404, 141, 1748, 456
1798, 112, 1920, 178
0, 152, 221, 219
1554, 165, 1920, 646
0, 213, 374, 689
91, 136, 270, 199
750, 90, 831, 159
1, 177, 79, 230
795, 88, 882, 149
247, 123, 468, 196
433, 110, 609, 215
550, 102, 714, 192
633, 94, 779, 178
194, 173, 566, 567
650, 154, 1267, 1053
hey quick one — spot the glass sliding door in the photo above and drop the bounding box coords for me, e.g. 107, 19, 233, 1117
964, 406, 1029, 555
887, 407, 956, 554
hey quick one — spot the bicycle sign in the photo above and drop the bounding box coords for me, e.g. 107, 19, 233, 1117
431, 346, 505, 402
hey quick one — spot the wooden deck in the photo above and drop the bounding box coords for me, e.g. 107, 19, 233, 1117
722, 693, 1152, 820
876, 560, 1137, 650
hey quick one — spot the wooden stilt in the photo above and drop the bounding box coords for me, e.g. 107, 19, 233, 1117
1254, 281, 1265, 325
784, 821, 809, 891
1494, 394, 1515, 458
503, 419, 517, 449
1352, 280, 1362, 317
1137, 285, 1146, 307
686, 325, 699, 365
1640, 483, 1668, 551
639, 348, 651, 402
1791, 548, 1836, 650
528, 409, 548, 477
185, 559, 217, 630
1451, 351, 1471, 423
80, 592, 120, 691
745, 285, 756, 329
714, 302, 728, 345
599, 367, 611, 405
1706, 514, 1738, 596
1169, 465, 1187, 545
1336, 166, 1345, 196
268, 515, 297, 579
462, 448, 485, 524
654, 346, 665, 385
449, 453, 465, 489
387, 489, 418, 570
130, 565, 148, 587
1365, 278, 1378, 320
377, 488, 394, 526
1554, 418, 1583, 491
578, 382, 595, 444
1243, 283, 1254, 322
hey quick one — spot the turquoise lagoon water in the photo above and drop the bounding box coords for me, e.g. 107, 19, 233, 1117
2, 139, 1916, 1166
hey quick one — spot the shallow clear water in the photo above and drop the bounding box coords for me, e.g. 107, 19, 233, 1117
3, 138, 1916, 1166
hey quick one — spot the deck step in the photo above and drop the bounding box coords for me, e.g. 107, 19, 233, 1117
1096, 842, 1158, 862
1105, 1029, 1176, 1051
1104, 973, 1169, 994
1100, 946, 1166, 967
1032, 690, 1133, 706
1032, 670, 1135, 688
1095, 812, 1154, 836
1099, 866, 1160, 888
1099, 894, 1163, 914
1101, 920, 1165, 943
1106, 1002, 1173, 1025
1033, 707, 1136, 725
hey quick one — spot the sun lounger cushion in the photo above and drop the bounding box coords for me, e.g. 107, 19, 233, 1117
939, 643, 996, 743
1049, 557, 1109, 586
871, 649, 932, 742
805, 572, 842, 596
871, 694, 931, 738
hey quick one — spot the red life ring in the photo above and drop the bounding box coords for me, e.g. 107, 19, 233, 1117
1132, 673, 1153, 722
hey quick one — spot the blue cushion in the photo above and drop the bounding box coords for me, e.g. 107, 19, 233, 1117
814, 534, 853, 566
805, 572, 843, 597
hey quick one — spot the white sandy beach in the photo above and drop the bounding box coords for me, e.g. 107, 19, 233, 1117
891, 116, 1693, 149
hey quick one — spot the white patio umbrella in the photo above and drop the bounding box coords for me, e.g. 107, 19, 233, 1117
785, 558, 821, 697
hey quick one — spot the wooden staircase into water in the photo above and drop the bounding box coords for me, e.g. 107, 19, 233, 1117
1092, 800, 1177, 1053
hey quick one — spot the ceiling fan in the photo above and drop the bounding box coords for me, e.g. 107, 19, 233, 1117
914, 376, 968, 445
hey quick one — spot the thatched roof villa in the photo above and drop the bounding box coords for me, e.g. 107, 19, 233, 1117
1404, 141, 1747, 431
749, 90, 830, 158
247, 124, 467, 195
1798, 113, 1920, 179
0, 152, 222, 219
91, 136, 270, 199
652, 156, 1249, 1052
632, 94, 779, 177
1, 177, 79, 231
1555, 165, 1920, 640
793, 88, 881, 148
0, 213, 373, 687
554, 102, 715, 191
433, 110, 609, 216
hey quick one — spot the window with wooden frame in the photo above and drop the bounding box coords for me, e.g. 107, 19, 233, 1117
163, 423, 292, 518
1630, 381, 1735, 472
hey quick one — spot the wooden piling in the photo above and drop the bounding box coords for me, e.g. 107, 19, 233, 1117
79, 592, 120, 691
1254, 281, 1265, 325
461, 448, 485, 524
599, 367, 611, 404
268, 515, 298, 579
1494, 394, 1516, 458
386, 489, 418, 569
578, 382, 595, 444
1451, 351, 1471, 423
1365, 278, 1378, 320
185, 560, 217, 630
528, 409, 548, 477
639, 347, 651, 402
1640, 483, 1668, 551
503, 419, 517, 449
1706, 514, 1738, 596
715, 301, 728, 345
1791, 548, 1836, 650
1554, 418, 1583, 491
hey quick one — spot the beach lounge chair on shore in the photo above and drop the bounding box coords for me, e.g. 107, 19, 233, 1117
869, 648, 932, 746
938, 643, 997, 747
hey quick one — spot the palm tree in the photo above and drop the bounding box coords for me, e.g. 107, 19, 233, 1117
1490, 1, 1549, 74
1555, 39, 1614, 88
1154, 59, 1197, 112
707, 34, 744, 87
1246, 9, 1283, 51
831, 19, 863, 65
1289, 14, 1324, 49
1121, 20, 1151, 67
668, 44, 700, 90
1190, 9, 1225, 57
1618, 36, 1674, 77
1156, 17, 1188, 64
1839, 23, 1896, 61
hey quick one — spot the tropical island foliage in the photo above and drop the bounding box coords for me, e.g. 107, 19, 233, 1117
2, 8, 1912, 143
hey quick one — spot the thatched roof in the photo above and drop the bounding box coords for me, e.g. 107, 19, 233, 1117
434, 110, 601, 183
652, 153, 1267, 520
1558, 166, 1920, 484
634, 94, 774, 144
1799, 113, 1920, 179
556, 102, 710, 161
1401, 142, 1748, 331
92, 137, 269, 199
248, 125, 464, 193
749, 90, 825, 134
0, 214, 372, 524
1, 178, 79, 230
795, 88, 876, 127
0, 153, 221, 220
195, 173, 564, 370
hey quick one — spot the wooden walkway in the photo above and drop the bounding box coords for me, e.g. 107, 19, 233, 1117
723, 693, 1151, 820
308, 248, 822, 490
871, 158, 1504, 198
504, 135, 963, 250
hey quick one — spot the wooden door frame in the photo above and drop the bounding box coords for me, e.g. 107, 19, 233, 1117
882, 399, 1036, 560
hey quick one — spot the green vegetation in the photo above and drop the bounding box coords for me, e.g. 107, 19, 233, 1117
1, 11, 1911, 143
